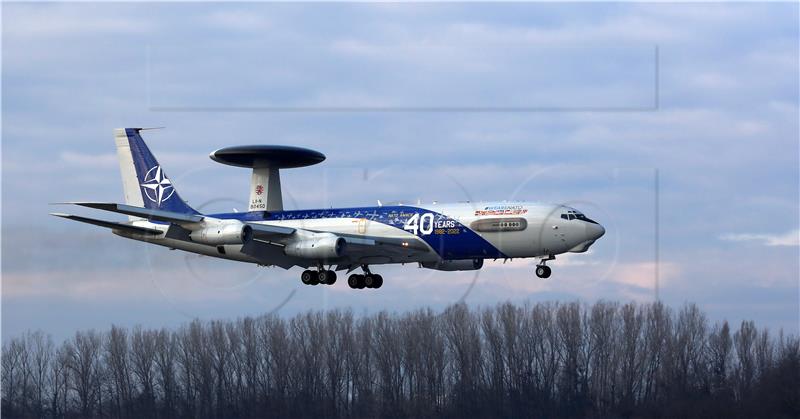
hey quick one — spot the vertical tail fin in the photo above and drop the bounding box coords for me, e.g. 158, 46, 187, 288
114, 128, 199, 215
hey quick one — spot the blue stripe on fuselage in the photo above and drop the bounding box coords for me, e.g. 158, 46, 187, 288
208, 206, 506, 259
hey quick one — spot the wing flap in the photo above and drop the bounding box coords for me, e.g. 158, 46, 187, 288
247, 223, 296, 241
240, 239, 303, 269
339, 234, 429, 252
50, 213, 163, 236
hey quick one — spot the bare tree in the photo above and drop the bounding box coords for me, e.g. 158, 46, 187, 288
69, 330, 103, 417
618, 302, 645, 410
556, 301, 586, 415
154, 328, 177, 417
3, 301, 798, 418
587, 301, 619, 415
2, 337, 25, 415
28, 331, 54, 418
105, 325, 132, 417
733, 320, 758, 400
442, 303, 484, 417
708, 321, 733, 398
130, 326, 158, 416
641, 301, 671, 406
262, 314, 292, 415
239, 316, 263, 415
323, 309, 352, 417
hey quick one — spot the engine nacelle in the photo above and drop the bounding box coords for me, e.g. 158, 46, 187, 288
284, 233, 346, 260
422, 258, 484, 271
189, 221, 252, 245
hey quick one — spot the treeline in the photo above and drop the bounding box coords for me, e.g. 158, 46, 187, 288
2, 301, 799, 418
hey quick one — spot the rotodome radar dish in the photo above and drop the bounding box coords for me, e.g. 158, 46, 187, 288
209, 145, 325, 169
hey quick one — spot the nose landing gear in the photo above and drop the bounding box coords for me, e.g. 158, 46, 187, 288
535, 265, 551, 278
535, 255, 555, 278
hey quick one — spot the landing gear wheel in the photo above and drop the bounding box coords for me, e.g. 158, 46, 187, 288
301, 270, 319, 285
348, 274, 365, 289
318, 270, 333, 285
323, 270, 337, 285
535, 265, 552, 279
372, 274, 383, 289
364, 274, 376, 288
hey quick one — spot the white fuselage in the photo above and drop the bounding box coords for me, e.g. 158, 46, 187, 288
116, 201, 605, 269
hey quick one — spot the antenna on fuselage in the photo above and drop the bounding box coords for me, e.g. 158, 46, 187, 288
209, 145, 325, 212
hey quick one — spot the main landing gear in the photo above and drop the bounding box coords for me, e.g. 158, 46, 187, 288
535, 255, 555, 279
347, 265, 383, 290
300, 268, 337, 286
299, 264, 383, 289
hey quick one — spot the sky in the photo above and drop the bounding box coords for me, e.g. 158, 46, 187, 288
2, 2, 798, 342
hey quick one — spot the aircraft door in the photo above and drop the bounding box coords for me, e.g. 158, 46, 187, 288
357, 218, 368, 235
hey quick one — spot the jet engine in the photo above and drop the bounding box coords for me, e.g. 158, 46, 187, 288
189, 220, 253, 245
422, 258, 484, 271
284, 232, 346, 260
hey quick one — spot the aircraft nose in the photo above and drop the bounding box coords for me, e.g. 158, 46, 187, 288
586, 222, 605, 241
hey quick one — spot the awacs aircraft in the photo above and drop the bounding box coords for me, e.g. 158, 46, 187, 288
52, 128, 605, 289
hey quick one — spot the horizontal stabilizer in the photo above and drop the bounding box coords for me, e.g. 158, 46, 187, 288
50, 213, 163, 236
63, 202, 203, 224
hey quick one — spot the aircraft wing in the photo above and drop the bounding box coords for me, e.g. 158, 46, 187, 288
52, 204, 431, 269
64, 202, 203, 224
50, 213, 163, 236
240, 225, 431, 269
245, 225, 428, 253
335, 233, 429, 252
336, 233, 432, 265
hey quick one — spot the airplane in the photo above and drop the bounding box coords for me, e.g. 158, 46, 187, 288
52, 128, 605, 290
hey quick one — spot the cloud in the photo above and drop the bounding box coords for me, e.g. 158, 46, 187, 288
1, 267, 272, 302
203, 10, 271, 31
60, 151, 119, 168
611, 261, 679, 289
720, 229, 800, 247
3, 3, 154, 39
2, 2, 798, 338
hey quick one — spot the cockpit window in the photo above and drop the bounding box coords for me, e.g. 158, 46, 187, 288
575, 213, 599, 224
561, 210, 599, 224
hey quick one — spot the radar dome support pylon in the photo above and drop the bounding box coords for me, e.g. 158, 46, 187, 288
209, 145, 326, 212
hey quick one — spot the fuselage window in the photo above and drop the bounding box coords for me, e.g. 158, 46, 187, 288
470, 217, 528, 232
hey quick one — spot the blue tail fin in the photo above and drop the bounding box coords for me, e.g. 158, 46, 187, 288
114, 128, 199, 215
